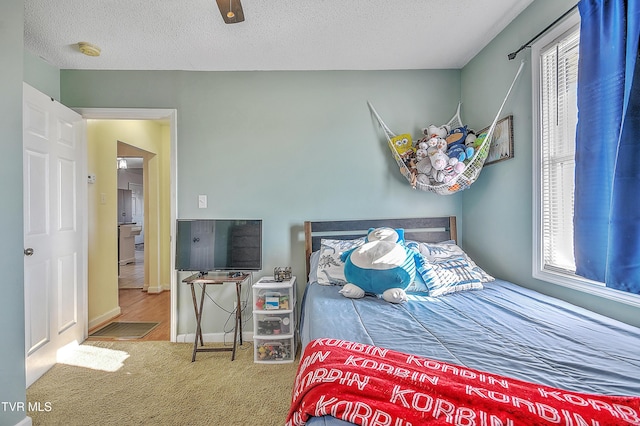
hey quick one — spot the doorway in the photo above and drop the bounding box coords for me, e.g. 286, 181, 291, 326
79, 108, 177, 342
117, 155, 143, 289
113, 150, 169, 340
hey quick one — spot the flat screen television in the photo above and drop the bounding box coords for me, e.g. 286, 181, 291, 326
175, 219, 262, 273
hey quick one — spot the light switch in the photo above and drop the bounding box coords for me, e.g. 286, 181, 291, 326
198, 195, 207, 209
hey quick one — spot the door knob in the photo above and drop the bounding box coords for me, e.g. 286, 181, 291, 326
24, 248, 34, 256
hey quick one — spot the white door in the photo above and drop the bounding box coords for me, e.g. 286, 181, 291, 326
23, 83, 86, 387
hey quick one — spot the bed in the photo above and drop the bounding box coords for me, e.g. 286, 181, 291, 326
289, 217, 640, 426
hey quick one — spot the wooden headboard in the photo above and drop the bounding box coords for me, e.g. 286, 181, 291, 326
304, 216, 457, 278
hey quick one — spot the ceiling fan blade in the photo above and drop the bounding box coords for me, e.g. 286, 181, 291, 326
215, 0, 245, 24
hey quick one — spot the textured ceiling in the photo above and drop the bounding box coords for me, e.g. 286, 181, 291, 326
24, 0, 534, 71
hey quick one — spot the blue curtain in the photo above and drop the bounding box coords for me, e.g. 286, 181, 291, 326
574, 0, 640, 293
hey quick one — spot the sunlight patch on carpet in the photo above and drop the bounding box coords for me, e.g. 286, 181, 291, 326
57, 341, 130, 372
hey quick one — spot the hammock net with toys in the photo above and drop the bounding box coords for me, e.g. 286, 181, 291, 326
367, 60, 524, 195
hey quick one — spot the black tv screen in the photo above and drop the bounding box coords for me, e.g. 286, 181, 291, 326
175, 219, 262, 272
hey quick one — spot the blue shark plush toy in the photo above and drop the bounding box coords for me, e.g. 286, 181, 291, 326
339, 227, 422, 303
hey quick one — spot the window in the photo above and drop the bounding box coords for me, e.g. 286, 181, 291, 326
539, 25, 580, 275
532, 12, 605, 290
533, 10, 640, 308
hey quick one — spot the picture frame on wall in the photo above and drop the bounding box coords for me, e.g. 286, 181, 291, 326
481, 115, 514, 166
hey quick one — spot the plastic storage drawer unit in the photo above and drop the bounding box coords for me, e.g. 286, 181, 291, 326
252, 276, 297, 363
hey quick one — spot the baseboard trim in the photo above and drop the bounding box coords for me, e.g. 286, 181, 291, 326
16, 415, 33, 426
146, 285, 163, 294
88, 306, 121, 330
176, 331, 253, 343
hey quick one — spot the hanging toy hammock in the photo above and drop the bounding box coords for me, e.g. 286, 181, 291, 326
368, 60, 525, 195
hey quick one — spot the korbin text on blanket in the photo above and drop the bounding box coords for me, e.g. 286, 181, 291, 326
286, 338, 640, 426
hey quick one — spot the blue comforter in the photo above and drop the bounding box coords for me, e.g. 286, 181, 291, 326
298, 280, 640, 425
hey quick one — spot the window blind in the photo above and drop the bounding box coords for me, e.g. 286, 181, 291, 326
540, 27, 580, 274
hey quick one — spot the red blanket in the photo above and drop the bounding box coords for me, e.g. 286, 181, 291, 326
286, 338, 640, 426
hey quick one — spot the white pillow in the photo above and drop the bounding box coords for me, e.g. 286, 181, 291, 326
308, 250, 320, 283
416, 240, 494, 283
316, 237, 365, 285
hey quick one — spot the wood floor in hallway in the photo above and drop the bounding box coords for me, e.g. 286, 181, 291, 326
89, 249, 170, 341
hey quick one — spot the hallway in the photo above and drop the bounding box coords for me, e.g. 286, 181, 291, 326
89, 249, 170, 341
115, 288, 170, 340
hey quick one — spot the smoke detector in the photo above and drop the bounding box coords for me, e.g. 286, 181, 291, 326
78, 42, 101, 57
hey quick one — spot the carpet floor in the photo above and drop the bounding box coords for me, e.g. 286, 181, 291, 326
27, 340, 300, 426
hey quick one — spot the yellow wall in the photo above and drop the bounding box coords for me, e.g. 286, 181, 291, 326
87, 119, 171, 327
159, 122, 172, 291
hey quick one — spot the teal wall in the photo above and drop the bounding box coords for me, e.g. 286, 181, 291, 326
60, 69, 463, 334
23, 50, 60, 101
1, 0, 28, 425
460, 0, 640, 327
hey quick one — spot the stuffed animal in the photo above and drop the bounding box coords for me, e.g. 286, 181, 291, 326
415, 141, 429, 162
465, 130, 477, 148
390, 133, 414, 156
415, 157, 433, 185
339, 227, 422, 304
423, 124, 449, 139
437, 157, 466, 184
413, 141, 454, 183
416, 157, 432, 175
471, 132, 488, 151
447, 144, 474, 163
427, 137, 448, 157
416, 173, 432, 186
445, 126, 475, 162
446, 126, 468, 148
429, 150, 451, 174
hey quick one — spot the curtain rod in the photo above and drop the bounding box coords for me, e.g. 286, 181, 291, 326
507, 3, 579, 60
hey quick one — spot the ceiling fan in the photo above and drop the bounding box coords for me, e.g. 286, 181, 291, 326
215, 0, 245, 24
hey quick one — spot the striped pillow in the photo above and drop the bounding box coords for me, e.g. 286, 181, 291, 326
427, 258, 484, 297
